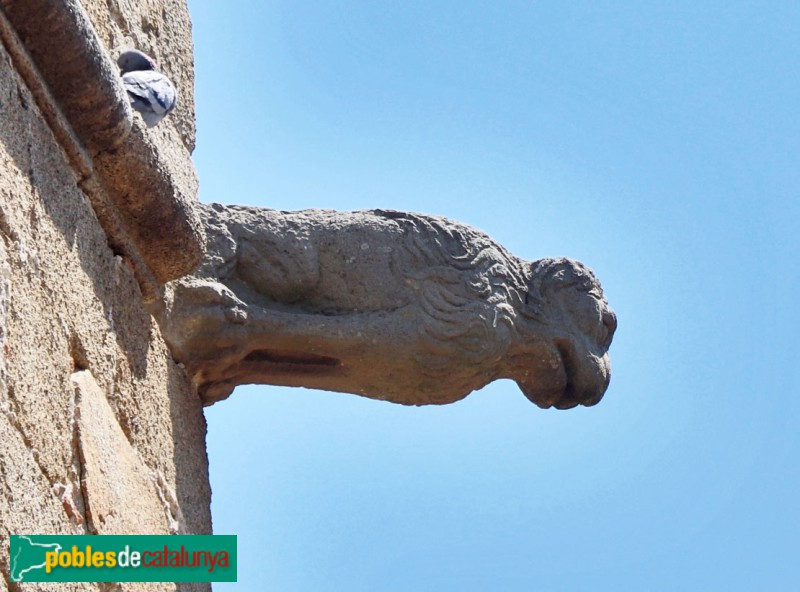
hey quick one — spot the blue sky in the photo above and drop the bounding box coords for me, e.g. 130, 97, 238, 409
187, 2, 800, 590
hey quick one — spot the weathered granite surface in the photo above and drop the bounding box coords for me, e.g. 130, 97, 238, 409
162, 204, 616, 408
0, 0, 204, 285
0, 1, 210, 590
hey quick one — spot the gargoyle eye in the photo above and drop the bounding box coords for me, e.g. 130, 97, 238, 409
601, 309, 617, 348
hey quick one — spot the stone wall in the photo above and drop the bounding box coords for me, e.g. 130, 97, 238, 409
0, 1, 211, 590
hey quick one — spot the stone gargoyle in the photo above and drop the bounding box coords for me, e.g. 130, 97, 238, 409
159, 203, 616, 409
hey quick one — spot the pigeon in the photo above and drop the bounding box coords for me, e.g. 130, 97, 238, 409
117, 49, 177, 128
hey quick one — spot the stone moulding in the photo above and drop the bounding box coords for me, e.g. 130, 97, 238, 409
0, 0, 204, 285
161, 204, 617, 409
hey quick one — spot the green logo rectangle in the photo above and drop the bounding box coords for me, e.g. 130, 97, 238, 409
9, 535, 237, 582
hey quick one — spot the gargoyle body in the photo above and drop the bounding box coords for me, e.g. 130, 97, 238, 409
161, 203, 616, 408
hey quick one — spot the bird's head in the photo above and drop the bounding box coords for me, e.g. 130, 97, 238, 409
117, 49, 158, 74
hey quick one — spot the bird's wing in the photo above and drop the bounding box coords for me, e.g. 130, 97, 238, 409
122, 70, 177, 115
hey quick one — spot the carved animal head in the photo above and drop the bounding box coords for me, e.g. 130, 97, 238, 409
513, 258, 616, 410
